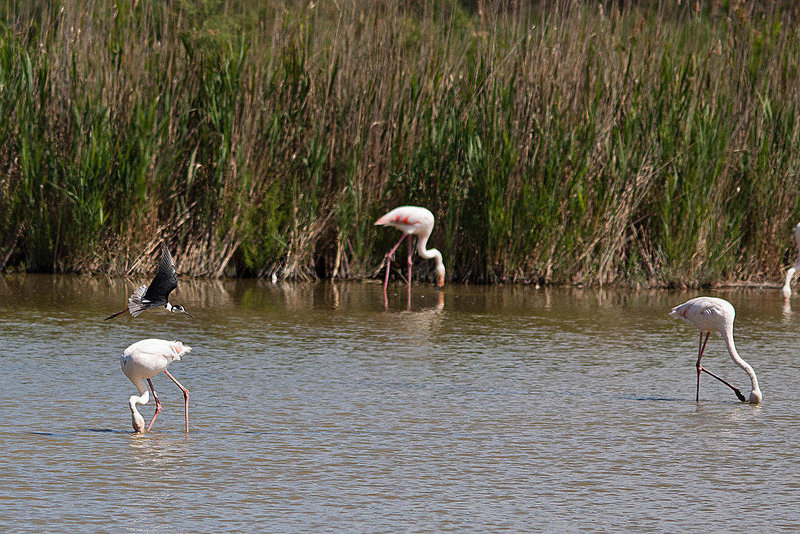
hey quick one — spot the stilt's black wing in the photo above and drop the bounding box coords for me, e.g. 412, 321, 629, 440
143, 243, 179, 303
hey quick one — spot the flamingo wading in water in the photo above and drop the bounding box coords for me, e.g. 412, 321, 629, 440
120, 339, 191, 433
669, 297, 762, 404
375, 206, 445, 301
781, 222, 800, 300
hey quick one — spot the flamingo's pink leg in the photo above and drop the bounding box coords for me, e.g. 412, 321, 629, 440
383, 234, 407, 300
407, 235, 414, 299
696, 332, 709, 402
696, 331, 746, 402
146, 378, 162, 432
164, 370, 190, 434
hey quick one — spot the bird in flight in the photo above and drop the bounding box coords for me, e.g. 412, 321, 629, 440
105, 243, 193, 320
669, 296, 761, 404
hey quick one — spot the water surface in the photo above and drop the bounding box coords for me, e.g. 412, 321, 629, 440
1, 275, 799, 531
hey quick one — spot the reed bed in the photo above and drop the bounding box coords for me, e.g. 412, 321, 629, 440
2, 1, 800, 286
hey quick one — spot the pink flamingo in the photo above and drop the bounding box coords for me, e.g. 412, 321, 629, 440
120, 339, 191, 433
782, 222, 800, 300
375, 206, 445, 303
670, 297, 762, 404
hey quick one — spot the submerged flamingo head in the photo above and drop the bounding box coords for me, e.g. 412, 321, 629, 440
435, 263, 446, 288
128, 389, 150, 433
131, 410, 146, 433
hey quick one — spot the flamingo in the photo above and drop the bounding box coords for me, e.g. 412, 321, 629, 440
669, 296, 762, 404
375, 206, 446, 301
781, 222, 800, 300
120, 339, 191, 433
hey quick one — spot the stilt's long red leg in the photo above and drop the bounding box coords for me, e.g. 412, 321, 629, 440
164, 370, 190, 434
104, 307, 129, 321
146, 378, 162, 432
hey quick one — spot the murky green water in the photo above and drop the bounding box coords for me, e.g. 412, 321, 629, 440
1, 275, 799, 531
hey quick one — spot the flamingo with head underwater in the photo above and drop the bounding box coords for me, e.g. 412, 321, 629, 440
781, 222, 800, 300
375, 206, 445, 303
669, 296, 761, 404
120, 339, 191, 433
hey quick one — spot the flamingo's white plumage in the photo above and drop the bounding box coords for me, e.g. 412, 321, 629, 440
375, 206, 445, 301
670, 297, 761, 404
120, 339, 191, 433
782, 222, 800, 300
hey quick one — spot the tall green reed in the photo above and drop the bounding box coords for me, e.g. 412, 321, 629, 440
2, 1, 800, 286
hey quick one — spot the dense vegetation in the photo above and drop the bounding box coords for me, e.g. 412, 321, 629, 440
2, 1, 800, 286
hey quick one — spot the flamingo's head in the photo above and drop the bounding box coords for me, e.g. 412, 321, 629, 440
748, 388, 762, 405
128, 390, 149, 433
435, 263, 446, 288
131, 410, 146, 433
783, 266, 796, 300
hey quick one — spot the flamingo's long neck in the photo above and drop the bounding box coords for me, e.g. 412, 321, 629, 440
783, 267, 796, 299
721, 324, 762, 404
128, 379, 149, 433
794, 224, 800, 259
416, 234, 441, 262
416, 234, 445, 285
785, 225, 800, 299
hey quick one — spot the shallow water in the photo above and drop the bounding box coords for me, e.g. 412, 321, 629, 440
1, 275, 799, 531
